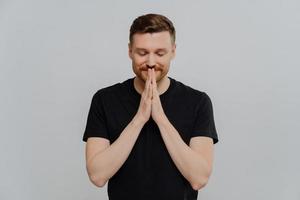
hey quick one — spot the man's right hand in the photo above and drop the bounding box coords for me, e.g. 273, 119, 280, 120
135, 68, 153, 124
86, 70, 153, 187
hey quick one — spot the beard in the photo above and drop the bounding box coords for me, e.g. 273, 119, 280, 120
132, 64, 168, 83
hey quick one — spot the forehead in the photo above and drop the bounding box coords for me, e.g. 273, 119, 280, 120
131, 31, 173, 50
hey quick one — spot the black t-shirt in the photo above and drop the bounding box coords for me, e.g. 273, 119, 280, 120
83, 76, 219, 200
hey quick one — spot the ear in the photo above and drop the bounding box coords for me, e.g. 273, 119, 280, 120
171, 43, 176, 59
128, 43, 133, 59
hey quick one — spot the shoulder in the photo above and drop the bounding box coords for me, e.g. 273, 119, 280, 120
93, 82, 122, 99
90, 79, 133, 106
172, 78, 210, 102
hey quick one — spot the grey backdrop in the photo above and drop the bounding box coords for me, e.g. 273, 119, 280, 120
1, 0, 299, 200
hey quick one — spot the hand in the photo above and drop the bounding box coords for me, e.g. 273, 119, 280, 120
135, 68, 153, 124
150, 68, 166, 123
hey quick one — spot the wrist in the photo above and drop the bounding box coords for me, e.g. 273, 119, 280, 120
154, 113, 168, 125
132, 114, 147, 127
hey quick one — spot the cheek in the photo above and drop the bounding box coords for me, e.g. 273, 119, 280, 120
132, 56, 145, 64
159, 59, 171, 69
159, 56, 172, 64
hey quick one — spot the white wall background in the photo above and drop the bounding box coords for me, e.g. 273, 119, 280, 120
1, 0, 299, 199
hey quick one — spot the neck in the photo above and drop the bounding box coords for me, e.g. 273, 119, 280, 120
134, 76, 170, 96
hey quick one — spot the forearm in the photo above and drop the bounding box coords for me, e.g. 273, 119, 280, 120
156, 116, 210, 189
88, 115, 145, 184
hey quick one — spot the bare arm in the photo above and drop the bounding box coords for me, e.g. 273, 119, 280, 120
147, 68, 214, 191
85, 69, 153, 187
156, 115, 214, 191
86, 115, 145, 187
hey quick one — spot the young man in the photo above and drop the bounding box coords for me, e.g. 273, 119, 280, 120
83, 13, 219, 200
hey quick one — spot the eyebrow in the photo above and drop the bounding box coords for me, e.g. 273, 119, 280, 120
135, 48, 168, 52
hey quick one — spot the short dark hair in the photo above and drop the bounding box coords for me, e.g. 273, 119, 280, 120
129, 13, 176, 44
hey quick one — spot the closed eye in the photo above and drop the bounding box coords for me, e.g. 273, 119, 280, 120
137, 52, 147, 56
136, 51, 166, 56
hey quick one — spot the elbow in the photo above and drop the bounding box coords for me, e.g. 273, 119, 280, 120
190, 176, 209, 191
89, 174, 108, 188
191, 181, 207, 191
190, 162, 212, 190
86, 162, 108, 188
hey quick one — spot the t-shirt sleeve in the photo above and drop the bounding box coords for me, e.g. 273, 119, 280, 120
82, 91, 109, 142
191, 92, 219, 144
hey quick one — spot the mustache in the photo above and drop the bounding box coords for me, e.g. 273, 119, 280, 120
141, 65, 162, 71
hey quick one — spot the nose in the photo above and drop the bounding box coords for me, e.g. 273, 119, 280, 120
146, 64, 155, 69
146, 54, 156, 68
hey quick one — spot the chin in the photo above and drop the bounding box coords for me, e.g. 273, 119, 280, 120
135, 68, 167, 83
137, 73, 147, 82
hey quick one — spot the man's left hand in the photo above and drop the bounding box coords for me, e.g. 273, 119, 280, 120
150, 68, 167, 123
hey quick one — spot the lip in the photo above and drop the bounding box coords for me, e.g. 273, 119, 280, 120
141, 69, 156, 71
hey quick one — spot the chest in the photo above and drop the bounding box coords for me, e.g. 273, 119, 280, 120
103, 96, 196, 144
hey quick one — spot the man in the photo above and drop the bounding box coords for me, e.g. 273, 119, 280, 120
83, 13, 219, 200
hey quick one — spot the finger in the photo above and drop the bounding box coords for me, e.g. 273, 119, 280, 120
149, 68, 154, 100
147, 68, 151, 85
143, 69, 150, 97
150, 82, 153, 100
152, 68, 156, 85
148, 69, 152, 85
152, 69, 157, 93
149, 71, 153, 100
146, 69, 152, 99
151, 68, 153, 84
